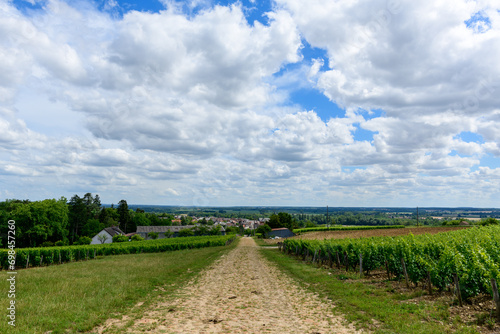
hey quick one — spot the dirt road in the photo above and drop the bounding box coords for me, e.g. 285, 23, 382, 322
97, 237, 361, 333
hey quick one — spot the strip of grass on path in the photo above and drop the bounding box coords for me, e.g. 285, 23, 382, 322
0, 240, 238, 334
260, 247, 479, 334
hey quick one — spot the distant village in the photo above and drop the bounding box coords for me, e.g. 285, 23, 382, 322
90, 215, 273, 245
169, 214, 270, 229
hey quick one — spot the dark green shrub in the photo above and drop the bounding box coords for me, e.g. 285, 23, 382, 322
112, 235, 128, 243
131, 234, 144, 242
147, 232, 159, 240
74, 236, 92, 245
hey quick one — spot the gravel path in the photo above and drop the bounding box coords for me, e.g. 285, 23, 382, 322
98, 237, 362, 333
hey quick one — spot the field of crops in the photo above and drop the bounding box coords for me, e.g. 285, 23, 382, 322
292, 226, 469, 241
0, 235, 236, 270
283, 225, 500, 301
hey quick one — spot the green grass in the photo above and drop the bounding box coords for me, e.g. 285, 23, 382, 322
261, 248, 479, 334
253, 237, 279, 247
0, 241, 237, 334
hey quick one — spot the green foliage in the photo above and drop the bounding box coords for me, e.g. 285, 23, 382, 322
180, 216, 192, 225
480, 217, 499, 226
147, 232, 159, 240
99, 207, 119, 226
304, 221, 318, 228
269, 212, 295, 230
73, 236, 92, 245
191, 225, 222, 236
112, 234, 128, 243
256, 224, 272, 238
441, 219, 465, 226
284, 225, 500, 301
208, 225, 222, 235
130, 234, 144, 242
0, 235, 236, 269
178, 228, 194, 237
225, 226, 240, 234
55, 240, 65, 246
4, 198, 69, 248
97, 233, 109, 244
117, 199, 132, 234
132, 212, 150, 228
150, 213, 172, 226
81, 218, 104, 238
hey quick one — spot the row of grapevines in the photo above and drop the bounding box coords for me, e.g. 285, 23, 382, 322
0, 235, 236, 270
283, 226, 500, 300
293, 225, 405, 234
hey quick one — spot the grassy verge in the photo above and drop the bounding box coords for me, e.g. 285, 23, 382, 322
0, 240, 238, 334
261, 248, 479, 334
253, 237, 279, 247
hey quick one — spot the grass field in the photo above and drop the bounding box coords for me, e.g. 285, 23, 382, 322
0, 241, 237, 334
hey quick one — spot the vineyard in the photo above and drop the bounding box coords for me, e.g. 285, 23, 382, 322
282, 225, 500, 310
293, 225, 405, 234
0, 235, 236, 270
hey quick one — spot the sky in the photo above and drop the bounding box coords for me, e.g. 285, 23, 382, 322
1, 0, 500, 207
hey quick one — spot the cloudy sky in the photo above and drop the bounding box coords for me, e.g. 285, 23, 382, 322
1, 0, 499, 207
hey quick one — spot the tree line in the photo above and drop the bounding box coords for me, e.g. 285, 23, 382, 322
0, 194, 174, 248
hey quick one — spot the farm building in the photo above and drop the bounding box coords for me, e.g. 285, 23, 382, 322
136, 225, 197, 239
90, 226, 125, 245
268, 227, 295, 239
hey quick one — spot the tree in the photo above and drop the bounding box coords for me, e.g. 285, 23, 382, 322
99, 207, 119, 227
278, 212, 294, 230
82, 219, 104, 238
269, 214, 281, 229
256, 224, 272, 238
225, 226, 239, 234
9, 198, 69, 247
150, 213, 170, 226
132, 212, 150, 228
83, 193, 101, 219
68, 195, 87, 243
117, 200, 131, 233
209, 225, 222, 235
163, 230, 173, 238
480, 217, 499, 226
180, 216, 192, 226
194, 225, 209, 236
97, 234, 108, 244
268, 212, 294, 230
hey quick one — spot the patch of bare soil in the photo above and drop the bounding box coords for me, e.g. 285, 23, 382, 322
95, 237, 364, 333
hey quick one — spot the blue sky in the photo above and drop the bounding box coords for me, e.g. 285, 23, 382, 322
1, 0, 500, 207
